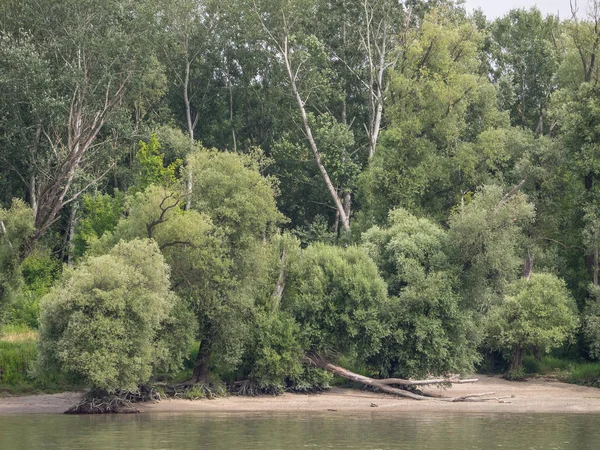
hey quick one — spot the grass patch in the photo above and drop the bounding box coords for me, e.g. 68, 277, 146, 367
0, 329, 37, 386
523, 355, 600, 387
522, 355, 572, 375
0, 325, 83, 395
0, 324, 38, 342
562, 362, 600, 386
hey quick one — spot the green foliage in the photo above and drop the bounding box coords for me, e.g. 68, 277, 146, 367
134, 134, 182, 190
486, 273, 579, 369
74, 192, 125, 258
582, 284, 600, 359
96, 184, 249, 379
521, 355, 600, 387
504, 366, 526, 381
36, 239, 189, 392
292, 215, 337, 246
0, 199, 35, 323
522, 355, 573, 375
490, 8, 561, 133
363, 209, 479, 378
244, 311, 304, 391
563, 361, 600, 386
361, 8, 510, 221
448, 185, 536, 310
5, 0, 600, 393
282, 243, 387, 360
186, 147, 285, 251
9, 249, 61, 328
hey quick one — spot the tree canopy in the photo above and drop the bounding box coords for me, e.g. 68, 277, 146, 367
2, 0, 600, 396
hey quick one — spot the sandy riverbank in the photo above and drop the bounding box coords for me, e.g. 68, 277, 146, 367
3, 375, 600, 414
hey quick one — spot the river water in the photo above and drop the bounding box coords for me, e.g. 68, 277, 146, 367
1, 412, 599, 449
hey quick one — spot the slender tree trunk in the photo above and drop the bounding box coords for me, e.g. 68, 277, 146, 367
280, 37, 350, 232
229, 79, 237, 153
535, 108, 544, 135
185, 170, 193, 212
522, 250, 534, 281
183, 59, 196, 142
595, 245, 599, 287
272, 248, 286, 309
66, 202, 79, 267
333, 208, 340, 234
30, 174, 38, 219
183, 56, 195, 212
343, 191, 351, 226
533, 346, 542, 362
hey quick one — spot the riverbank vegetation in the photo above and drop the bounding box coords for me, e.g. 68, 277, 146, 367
3, 0, 600, 408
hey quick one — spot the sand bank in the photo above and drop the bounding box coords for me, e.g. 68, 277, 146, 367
3, 375, 600, 415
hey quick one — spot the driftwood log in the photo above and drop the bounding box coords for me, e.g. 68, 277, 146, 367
305, 353, 496, 402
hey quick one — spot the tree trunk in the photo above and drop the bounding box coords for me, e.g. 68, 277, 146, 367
66, 202, 79, 266
191, 341, 211, 384
532, 345, 542, 362
305, 354, 478, 401
595, 245, 599, 287
183, 59, 197, 142
522, 250, 534, 281
280, 37, 350, 232
229, 79, 237, 153
185, 170, 193, 212
343, 191, 351, 223
272, 248, 287, 309
510, 345, 524, 373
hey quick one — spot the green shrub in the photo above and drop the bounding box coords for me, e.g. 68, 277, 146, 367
36, 239, 190, 392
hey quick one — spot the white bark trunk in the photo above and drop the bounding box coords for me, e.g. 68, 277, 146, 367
281, 37, 350, 232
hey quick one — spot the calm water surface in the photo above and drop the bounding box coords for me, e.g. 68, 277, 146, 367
1, 412, 599, 449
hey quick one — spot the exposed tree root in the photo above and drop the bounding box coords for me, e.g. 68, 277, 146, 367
305, 353, 489, 401
65, 390, 139, 414
227, 379, 330, 396
229, 380, 283, 396
165, 381, 226, 400
64, 385, 163, 414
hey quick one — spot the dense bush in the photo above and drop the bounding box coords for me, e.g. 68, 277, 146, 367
282, 243, 388, 361
36, 239, 191, 392
363, 209, 479, 378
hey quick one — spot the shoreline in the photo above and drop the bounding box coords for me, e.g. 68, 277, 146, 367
3, 375, 600, 415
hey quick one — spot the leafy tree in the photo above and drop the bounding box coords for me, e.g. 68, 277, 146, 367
36, 239, 191, 392
448, 185, 535, 311
485, 273, 578, 376
241, 310, 305, 392
361, 7, 511, 222
186, 147, 285, 251
0, 199, 35, 323
282, 243, 388, 361
133, 135, 182, 191
74, 192, 125, 259
94, 185, 237, 383
582, 284, 600, 359
363, 208, 479, 378
490, 8, 562, 133
0, 0, 167, 248
10, 249, 61, 328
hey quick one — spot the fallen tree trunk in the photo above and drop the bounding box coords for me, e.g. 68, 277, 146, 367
305, 354, 480, 401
